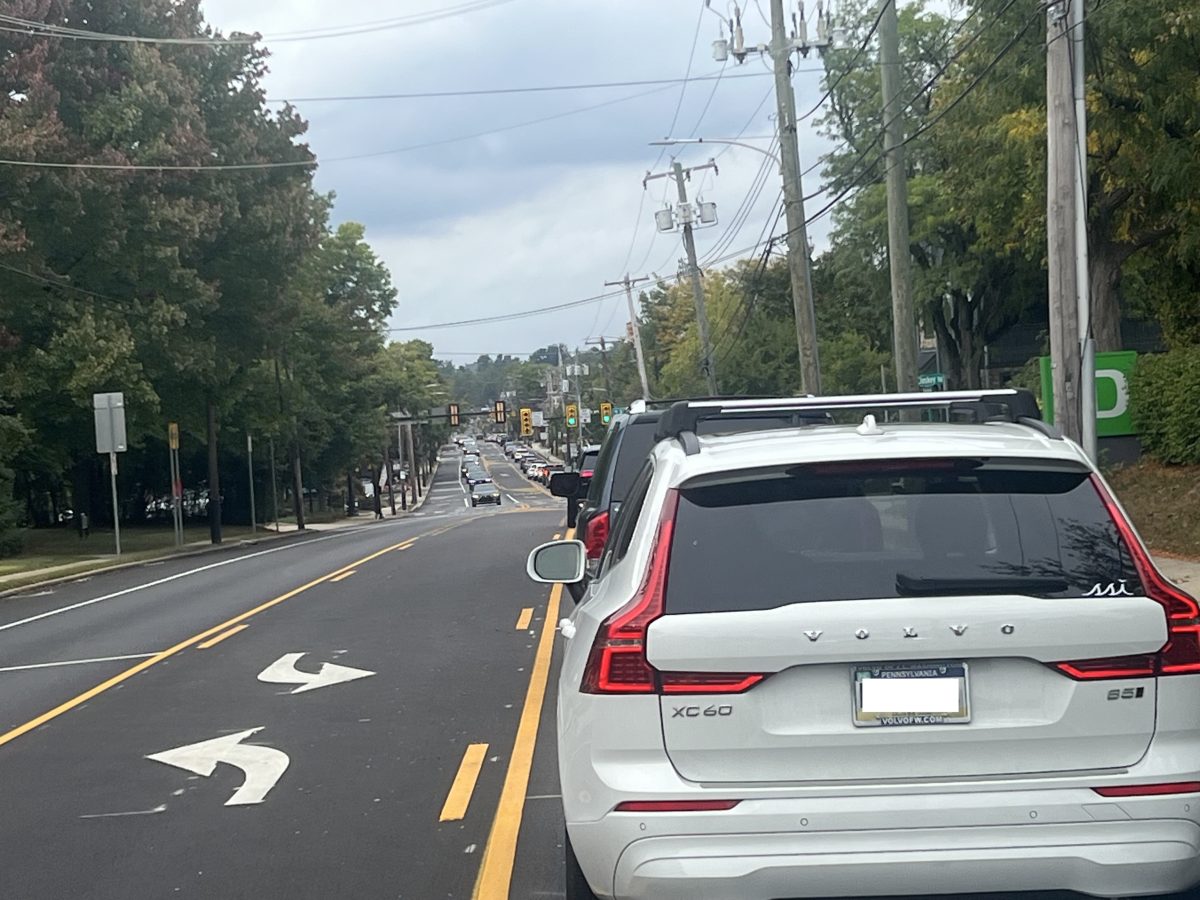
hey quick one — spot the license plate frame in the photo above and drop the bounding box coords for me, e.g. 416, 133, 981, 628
852, 661, 971, 727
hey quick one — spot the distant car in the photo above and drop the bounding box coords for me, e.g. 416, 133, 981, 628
464, 467, 492, 486
538, 463, 564, 485
469, 483, 501, 507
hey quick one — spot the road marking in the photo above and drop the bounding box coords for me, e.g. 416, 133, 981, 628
0, 526, 390, 635
0, 535, 420, 751
330, 569, 356, 582
257, 652, 375, 694
439, 742, 490, 822
0, 653, 157, 673
505, 494, 518, 505
197, 624, 248, 649
472, 529, 570, 900
146, 727, 289, 806
552, 533, 561, 540
515, 608, 533, 631
80, 805, 167, 819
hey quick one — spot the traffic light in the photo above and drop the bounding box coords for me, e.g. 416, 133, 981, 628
448, 403, 460, 427
493, 400, 506, 424
565, 404, 578, 428
599, 401, 613, 425
519, 407, 534, 436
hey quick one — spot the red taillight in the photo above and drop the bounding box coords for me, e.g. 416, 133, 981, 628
660, 673, 766, 693
581, 491, 766, 695
582, 493, 677, 694
1093, 782, 1200, 797
614, 799, 741, 812
583, 510, 610, 560
1053, 475, 1200, 680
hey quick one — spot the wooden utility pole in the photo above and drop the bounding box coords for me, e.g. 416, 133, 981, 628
878, 0, 918, 393
770, 0, 821, 395
585, 336, 616, 399
1046, 0, 1081, 441
604, 275, 652, 400
644, 161, 720, 394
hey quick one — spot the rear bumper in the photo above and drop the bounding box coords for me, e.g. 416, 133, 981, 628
602, 819, 1200, 899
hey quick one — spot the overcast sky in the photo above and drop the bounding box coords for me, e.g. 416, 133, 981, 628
202, 0, 845, 362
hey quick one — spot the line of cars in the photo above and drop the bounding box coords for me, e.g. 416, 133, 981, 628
455, 437, 501, 507
532, 392, 1200, 900
504, 442, 566, 486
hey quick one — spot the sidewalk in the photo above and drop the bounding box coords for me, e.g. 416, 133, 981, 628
1159, 556, 1200, 592
0, 463, 440, 596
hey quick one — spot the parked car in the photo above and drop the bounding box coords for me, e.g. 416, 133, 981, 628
529, 389, 1200, 900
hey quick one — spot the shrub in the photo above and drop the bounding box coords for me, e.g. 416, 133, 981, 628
1131, 348, 1200, 465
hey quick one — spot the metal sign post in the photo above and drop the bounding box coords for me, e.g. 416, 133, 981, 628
169, 422, 183, 547
94, 392, 127, 556
246, 433, 257, 534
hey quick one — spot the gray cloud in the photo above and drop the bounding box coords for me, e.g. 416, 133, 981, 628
202, 0, 845, 360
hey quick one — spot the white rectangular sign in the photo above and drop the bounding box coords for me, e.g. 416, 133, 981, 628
93, 391, 127, 454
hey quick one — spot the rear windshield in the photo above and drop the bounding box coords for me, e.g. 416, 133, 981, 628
579, 450, 599, 473
665, 458, 1141, 613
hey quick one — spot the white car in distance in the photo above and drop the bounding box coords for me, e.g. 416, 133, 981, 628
528, 390, 1200, 900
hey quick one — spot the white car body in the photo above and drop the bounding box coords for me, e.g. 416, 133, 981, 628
554, 419, 1200, 900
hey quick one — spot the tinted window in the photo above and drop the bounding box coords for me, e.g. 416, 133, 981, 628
600, 461, 654, 576
610, 420, 661, 502
665, 458, 1140, 614
579, 450, 599, 473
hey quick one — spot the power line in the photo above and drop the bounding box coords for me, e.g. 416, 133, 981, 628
665, 1, 708, 138
0, 79, 695, 171
796, 0, 889, 122
269, 70, 787, 104
0, 1, 521, 46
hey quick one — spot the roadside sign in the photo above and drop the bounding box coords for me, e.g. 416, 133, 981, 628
1039, 351, 1137, 437
582, 408, 593, 424
93, 392, 127, 454
532, 411, 545, 427
168, 421, 180, 450
918, 373, 944, 389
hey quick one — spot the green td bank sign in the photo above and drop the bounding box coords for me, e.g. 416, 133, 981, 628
1039, 350, 1137, 437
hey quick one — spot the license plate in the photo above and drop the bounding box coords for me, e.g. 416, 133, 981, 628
852, 661, 970, 727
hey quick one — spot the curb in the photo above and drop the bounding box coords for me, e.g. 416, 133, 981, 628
0, 461, 442, 600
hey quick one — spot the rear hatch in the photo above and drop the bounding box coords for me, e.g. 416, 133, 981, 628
649, 458, 1168, 783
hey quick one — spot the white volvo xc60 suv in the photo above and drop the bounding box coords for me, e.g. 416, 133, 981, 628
528, 391, 1200, 900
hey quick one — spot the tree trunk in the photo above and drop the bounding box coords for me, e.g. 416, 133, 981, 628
1090, 244, 1124, 352
346, 469, 358, 516
290, 435, 306, 530
206, 398, 222, 544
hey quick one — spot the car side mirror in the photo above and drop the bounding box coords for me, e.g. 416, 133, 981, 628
549, 471, 580, 498
527, 540, 587, 584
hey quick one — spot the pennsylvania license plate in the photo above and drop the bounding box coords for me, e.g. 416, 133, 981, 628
852, 661, 971, 727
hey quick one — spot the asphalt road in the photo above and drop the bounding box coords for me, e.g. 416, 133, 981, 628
1, 441, 1194, 900
0, 441, 569, 899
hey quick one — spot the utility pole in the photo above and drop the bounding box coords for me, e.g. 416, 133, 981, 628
878, 0, 918, 393
644, 160, 720, 394
769, 0, 822, 395
404, 423, 419, 506
1046, 0, 1081, 442
1072, 0, 1096, 460
574, 347, 585, 449
557, 344, 571, 463
246, 432, 256, 533
604, 274, 652, 400
585, 336, 616, 399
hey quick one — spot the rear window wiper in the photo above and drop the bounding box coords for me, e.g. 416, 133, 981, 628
895, 573, 1070, 597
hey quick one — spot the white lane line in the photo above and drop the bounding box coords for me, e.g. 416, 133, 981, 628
80, 805, 167, 819
0, 527, 386, 635
0, 653, 158, 673
506, 494, 518, 504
